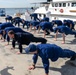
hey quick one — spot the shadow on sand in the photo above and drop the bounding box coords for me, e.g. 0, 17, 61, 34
36, 60, 76, 75
66, 39, 76, 44
0, 66, 14, 75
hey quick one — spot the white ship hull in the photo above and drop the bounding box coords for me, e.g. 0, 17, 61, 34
34, 0, 76, 21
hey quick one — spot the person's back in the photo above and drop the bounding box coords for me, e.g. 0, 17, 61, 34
15, 32, 33, 45
5, 15, 12, 20
56, 20, 62, 26
5, 27, 25, 33
67, 20, 75, 29
37, 44, 62, 61
42, 17, 49, 22
0, 22, 14, 29
30, 21, 40, 26
40, 22, 53, 30
14, 17, 21, 20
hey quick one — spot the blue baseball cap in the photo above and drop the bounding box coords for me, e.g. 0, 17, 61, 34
25, 44, 37, 54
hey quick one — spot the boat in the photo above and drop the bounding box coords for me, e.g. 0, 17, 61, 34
33, 0, 76, 21
0, 8, 6, 17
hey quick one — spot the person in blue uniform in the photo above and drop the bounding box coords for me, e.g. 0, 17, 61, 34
28, 17, 50, 32
37, 22, 53, 38
8, 30, 47, 54
25, 44, 76, 75
22, 19, 30, 29
0, 30, 3, 40
1, 27, 27, 44
53, 26, 76, 44
30, 13, 40, 21
0, 22, 14, 30
12, 17, 23, 27
5, 15, 12, 22
63, 20, 75, 30
52, 20, 62, 26
29, 21, 40, 32
41, 17, 49, 22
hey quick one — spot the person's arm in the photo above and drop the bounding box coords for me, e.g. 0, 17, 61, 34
33, 54, 38, 65
42, 26, 46, 38
3, 34, 6, 42
18, 43, 22, 53
6, 35, 10, 45
12, 39, 15, 49
37, 17, 40, 21
42, 58, 49, 75
29, 54, 38, 70
70, 24, 72, 29
54, 30, 58, 41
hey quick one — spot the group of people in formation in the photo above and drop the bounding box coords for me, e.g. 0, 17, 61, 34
0, 13, 76, 75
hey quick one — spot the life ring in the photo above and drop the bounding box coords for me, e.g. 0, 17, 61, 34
60, 9, 64, 13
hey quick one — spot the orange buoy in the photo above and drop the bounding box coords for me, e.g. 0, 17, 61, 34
60, 9, 64, 13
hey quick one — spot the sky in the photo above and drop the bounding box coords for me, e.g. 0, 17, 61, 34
0, 0, 46, 8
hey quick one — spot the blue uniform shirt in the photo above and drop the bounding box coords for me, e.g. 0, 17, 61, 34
4, 27, 27, 42
39, 22, 53, 31
5, 15, 12, 20
0, 22, 14, 29
33, 44, 63, 74
63, 20, 75, 29
42, 17, 49, 22
30, 21, 40, 26
54, 26, 76, 35
52, 20, 62, 26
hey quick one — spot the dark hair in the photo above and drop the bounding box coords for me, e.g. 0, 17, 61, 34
8, 30, 15, 35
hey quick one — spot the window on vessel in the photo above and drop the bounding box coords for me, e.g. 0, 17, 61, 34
52, 3, 54, 7
72, 3, 76, 7
68, 3, 70, 6
63, 3, 66, 7
39, 14, 41, 17
59, 3, 62, 7
55, 3, 58, 7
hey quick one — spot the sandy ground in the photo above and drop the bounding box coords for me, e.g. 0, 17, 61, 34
0, 17, 76, 75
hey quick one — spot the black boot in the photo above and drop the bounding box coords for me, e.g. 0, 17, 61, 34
74, 34, 76, 38
45, 30, 50, 35
70, 54, 76, 61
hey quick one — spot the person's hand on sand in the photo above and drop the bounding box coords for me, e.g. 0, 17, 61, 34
29, 65, 35, 70
5, 43, 9, 46
45, 74, 48, 75
54, 38, 57, 41
1, 40, 5, 42
61, 41, 65, 44
16, 51, 21, 54
10, 47, 15, 50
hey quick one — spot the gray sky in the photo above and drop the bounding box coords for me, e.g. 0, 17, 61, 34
0, 0, 46, 8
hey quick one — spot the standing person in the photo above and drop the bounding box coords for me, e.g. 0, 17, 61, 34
30, 13, 40, 21
25, 44, 76, 75
8, 30, 47, 54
